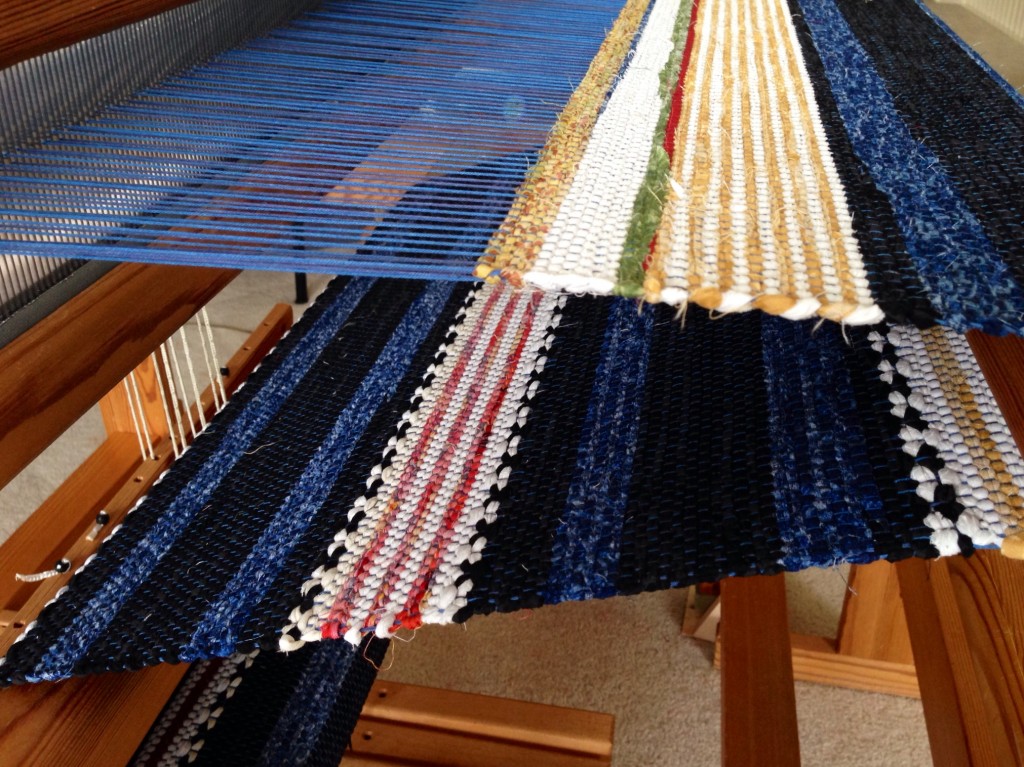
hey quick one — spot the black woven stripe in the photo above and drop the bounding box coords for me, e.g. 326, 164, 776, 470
0, 276, 358, 679
456, 296, 611, 620
313, 637, 389, 767
249, 283, 473, 649
158, 637, 385, 767
72, 279, 432, 675
843, 328, 938, 559
616, 307, 779, 593
834, 0, 1024, 286
786, 0, 936, 328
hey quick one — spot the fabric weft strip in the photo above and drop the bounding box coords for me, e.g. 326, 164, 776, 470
480, 0, 1024, 334
131, 636, 388, 767
2, 261, 1020, 684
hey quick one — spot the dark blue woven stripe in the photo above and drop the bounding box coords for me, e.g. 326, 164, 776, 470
762, 318, 879, 568
256, 640, 358, 766
183, 281, 454, 660
831, 0, 1024, 307
24, 278, 375, 683
784, 0, 935, 328
543, 298, 654, 604
795, 0, 1024, 335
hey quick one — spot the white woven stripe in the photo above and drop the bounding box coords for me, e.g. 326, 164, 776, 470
727, 0, 749, 300
659, 0, 716, 305
936, 329, 1024, 542
764, 0, 838, 302
948, 334, 1024, 521
870, 327, 961, 556
339, 290, 535, 640
772, 0, 875, 314
522, 0, 683, 293
282, 285, 560, 647
699, 0, 727, 294
885, 326, 1024, 550
420, 293, 565, 625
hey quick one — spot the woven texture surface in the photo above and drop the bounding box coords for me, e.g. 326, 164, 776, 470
2, 268, 1020, 685
2, 0, 1022, 331
480, 0, 1024, 334
131, 636, 387, 767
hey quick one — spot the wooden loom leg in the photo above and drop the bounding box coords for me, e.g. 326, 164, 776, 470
897, 553, 1024, 767
720, 575, 801, 767
786, 562, 920, 698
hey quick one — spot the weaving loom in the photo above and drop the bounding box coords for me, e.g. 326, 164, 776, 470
2, 0, 1024, 764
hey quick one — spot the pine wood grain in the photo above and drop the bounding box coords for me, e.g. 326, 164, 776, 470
0, 263, 237, 491
360, 681, 614, 759
931, 553, 1024, 765
836, 561, 914, 665
897, 557, 980, 767
0, 663, 187, 767
0, 0, 198, 69
352, 681, 613, 767
719, 575, 800, 767
0, 434, 141, 614
967, 331, 1024, 458
99, 356, 171, 441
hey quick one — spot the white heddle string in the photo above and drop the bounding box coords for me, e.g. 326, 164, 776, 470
160, 341, 190, 446
178, 326, 208, 431
195, 311, 223, 412
200, 308, 228, 409
167, 332, 198, 439
128, 370, 156, 460
151, 351, 181, 459
122, 378, 149, 462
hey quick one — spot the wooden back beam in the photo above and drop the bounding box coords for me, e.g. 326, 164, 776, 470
0, 263, 237, 491
0, 0, 199, 70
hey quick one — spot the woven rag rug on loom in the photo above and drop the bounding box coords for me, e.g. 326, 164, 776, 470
1, 269, 1022, 685
2, 0, 1022, 333
477, 0, 1024, 334
131, 637, 388, 767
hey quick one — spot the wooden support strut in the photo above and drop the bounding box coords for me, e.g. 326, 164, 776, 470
719, 575, 801, 767
0, 263, 238, 491
0, 0, 201, 69
0, 302, 292, 764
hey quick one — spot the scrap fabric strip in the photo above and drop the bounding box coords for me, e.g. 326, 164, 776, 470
132, 637, 388, 767
480, 0, 1024, 334
2, 278, 1021, 681
0, 277, 474, 685
873, 326, 1024, 554
652, 0, 877, 324
475, 0, 653, 283
794, 0, 1024, 335
283, 282, 563, 646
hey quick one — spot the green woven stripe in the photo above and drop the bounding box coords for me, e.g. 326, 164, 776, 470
615, 0, 694, 297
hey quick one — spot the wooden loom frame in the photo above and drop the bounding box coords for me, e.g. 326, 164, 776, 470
1, 1, 1023, 764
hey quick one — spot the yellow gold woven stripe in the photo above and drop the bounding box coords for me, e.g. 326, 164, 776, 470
474, 0, 652, 282
924, 327, 1024, 530
653, 0, 867, 319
